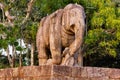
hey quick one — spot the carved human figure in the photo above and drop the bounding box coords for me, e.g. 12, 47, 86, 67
36, 4, 86, 66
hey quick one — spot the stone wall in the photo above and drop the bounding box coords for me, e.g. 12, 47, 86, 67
0, 65, 120, 80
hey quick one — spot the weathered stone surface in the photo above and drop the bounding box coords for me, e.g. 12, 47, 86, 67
90, 77, 109, 80
51, 77, 68, 80
72, 66, 81, 78
75, 77, 89, 80
52, 65, 72, 77
92, 67, 107, 77
36, 3, 86, 66
81, 67, 88, 77
0, 65, 120, 80
109, 68, 120, 79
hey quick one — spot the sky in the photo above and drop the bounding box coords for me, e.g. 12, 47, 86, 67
1, 39, 26, 56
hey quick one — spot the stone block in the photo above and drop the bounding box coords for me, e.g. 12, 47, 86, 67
86, 67, 94, 77
75, 77, 89, 80
92, 67, 108, 77
24, 77, 51, 80
40, 65, 52, 76
90, 76, 109, 80
81, 67, 88, 77
12, 68, 19, 77
109, 68, 120, 79
0, 69, 5, 78
72, 66, 81, 78
4, 68, 13, 77
0, 65, 120, 80
52, 65, 72, 77
51, 77, 68, 80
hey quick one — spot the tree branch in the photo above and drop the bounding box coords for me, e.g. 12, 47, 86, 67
0, 3, 15, 27
22, 0, 34, 25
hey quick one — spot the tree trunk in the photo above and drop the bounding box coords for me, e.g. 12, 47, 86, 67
12, 45, 16, 67
31, 43, 34, 66
19, 52, 22, 67
19, 39, 22, 67
6, 46, 15, 68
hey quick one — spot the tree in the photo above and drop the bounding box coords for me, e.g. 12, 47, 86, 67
80, 0, 120, 68
0, 0, 33, 67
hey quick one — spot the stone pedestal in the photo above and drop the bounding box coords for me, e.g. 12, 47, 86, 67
0, 65, 120, 80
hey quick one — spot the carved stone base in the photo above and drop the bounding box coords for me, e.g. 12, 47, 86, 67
0, 65, 120, 80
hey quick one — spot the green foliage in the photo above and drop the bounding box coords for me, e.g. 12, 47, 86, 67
0, 55, 9, 69
0, 26, 20, 48
22, 22, 38, 43
82, 0, 120, 67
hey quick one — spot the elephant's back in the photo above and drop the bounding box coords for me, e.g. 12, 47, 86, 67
37, 9, 64, 48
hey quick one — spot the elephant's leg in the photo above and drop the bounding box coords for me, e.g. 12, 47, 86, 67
50, 49, 62, 64
38, 27, 48, 65
38, 46, 48, 65
49, 15, 62, 65
49, 30, 62, 64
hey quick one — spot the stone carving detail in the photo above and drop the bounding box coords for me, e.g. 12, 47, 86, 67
36, 4, 86, 66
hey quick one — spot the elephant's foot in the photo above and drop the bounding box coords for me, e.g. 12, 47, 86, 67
39, 59, 47, 65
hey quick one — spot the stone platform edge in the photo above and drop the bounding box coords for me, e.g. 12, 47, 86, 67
0, 65, 120, 80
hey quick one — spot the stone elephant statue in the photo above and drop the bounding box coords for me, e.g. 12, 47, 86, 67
36, 4, 86, 66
